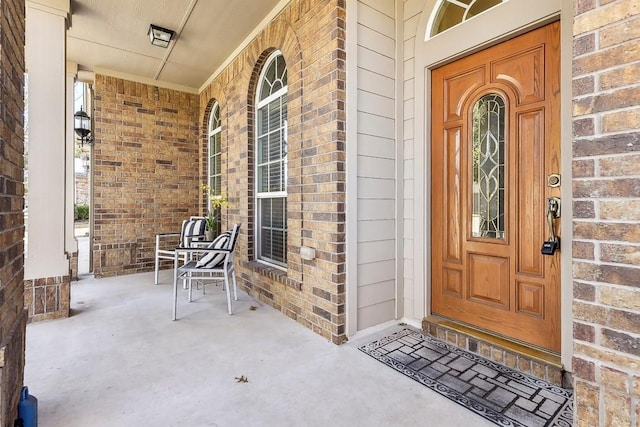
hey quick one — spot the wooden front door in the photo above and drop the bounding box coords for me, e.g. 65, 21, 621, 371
430, 22, 561, 352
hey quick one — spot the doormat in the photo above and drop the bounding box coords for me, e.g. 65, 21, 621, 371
358, 329, 573, 427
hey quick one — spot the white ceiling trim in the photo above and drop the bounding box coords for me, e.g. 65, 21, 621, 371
153, 0, 198, 80
27, 0, 71, 24
197, 0, 290, 93
94, 66, 199, 94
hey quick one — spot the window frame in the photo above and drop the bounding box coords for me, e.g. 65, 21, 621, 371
208, 102, 222, 198
428, 0, 507, 37
254, 50, 288, 268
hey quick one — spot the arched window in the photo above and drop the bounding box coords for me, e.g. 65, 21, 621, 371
255, 51, 288, 266
208, 102, 222, 198
430, 0, 505, 37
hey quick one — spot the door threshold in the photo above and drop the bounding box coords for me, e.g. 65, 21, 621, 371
422, 316, 570, 387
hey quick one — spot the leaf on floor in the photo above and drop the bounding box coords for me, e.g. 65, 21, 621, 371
235, 375, 248, 383
250, 306, 257, 311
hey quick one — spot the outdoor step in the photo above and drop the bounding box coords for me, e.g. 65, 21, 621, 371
422, 316, 571, 388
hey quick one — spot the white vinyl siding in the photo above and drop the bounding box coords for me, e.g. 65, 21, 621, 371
357, 301, 396, 328
355, 0, 397, 331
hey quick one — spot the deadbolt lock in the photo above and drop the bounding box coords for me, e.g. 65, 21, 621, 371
547, 173, 561, 188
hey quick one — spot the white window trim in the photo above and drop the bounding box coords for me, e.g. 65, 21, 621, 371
254, 50, 288, 268
426, 0, 509, 39
258, 89, 287, 109
208, 102, 222, 202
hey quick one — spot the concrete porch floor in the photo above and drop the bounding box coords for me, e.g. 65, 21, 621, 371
25, 272, 493, 427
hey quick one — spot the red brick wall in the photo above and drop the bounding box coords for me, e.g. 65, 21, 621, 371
90, 1, 348, 344
92, 76, 200, 277
0, 0, 27, 424
199, 0, 347, 343
572, 0, 640, 424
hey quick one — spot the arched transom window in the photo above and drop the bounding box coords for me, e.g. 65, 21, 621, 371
255, 51, 288, 266
430, 0, 506, 37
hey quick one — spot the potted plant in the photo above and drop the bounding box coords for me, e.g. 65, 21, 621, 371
201, 184, 229, 240
205, 210, 217, 241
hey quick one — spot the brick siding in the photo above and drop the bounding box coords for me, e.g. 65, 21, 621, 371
572, 0, 640, 424
92, 76, 200, 277
199, 0, 347, 343
0, 0, 27, 425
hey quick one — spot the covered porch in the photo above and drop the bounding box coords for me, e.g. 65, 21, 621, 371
25, 273, 492, 426
3, 0, 636, 425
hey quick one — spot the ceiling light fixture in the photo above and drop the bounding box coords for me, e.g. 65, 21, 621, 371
148, 24, 174, 48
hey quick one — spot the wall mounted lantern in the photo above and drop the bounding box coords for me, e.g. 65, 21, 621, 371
148, 24, 174, 48
74, 106, 93, 145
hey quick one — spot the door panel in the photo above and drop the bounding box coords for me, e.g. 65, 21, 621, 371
468, 253, 509, 308
517, 109, 545, 276
444, 68, 485, 121
516, 280, 544, 317
492, 46, 546, 104
444, 127, 462, 262
431, 22, 561, 352
443, 268, 463, 297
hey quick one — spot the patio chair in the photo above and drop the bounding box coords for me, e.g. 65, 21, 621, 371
172, 223, 241, 320
154, 216, 207, 285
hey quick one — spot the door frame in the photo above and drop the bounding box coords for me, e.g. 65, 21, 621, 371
413, 0, 574, 367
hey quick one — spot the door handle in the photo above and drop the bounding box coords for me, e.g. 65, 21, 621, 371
546, 197, 560, 240
541, 197, 560, 255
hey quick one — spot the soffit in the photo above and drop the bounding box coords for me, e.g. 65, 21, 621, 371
67, 0, 283, 93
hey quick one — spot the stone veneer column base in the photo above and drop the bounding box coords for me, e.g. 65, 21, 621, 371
69, 250, 79, 281
24, 275, 71, 322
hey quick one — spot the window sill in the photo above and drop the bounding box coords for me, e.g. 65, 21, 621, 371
244, 260, 302, 291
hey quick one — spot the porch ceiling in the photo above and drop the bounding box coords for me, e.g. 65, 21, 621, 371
66, 0, 283, 91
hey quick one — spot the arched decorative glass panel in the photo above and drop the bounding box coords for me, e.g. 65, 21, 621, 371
256, 51, 288, 266
208, 102, 222, 197
471, 93, 506, 239
431, 0, 505, 37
